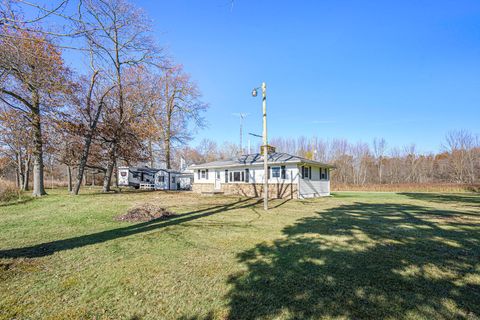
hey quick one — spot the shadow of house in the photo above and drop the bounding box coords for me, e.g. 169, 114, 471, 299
226, 202, 480, 319
0, 198, 262, 259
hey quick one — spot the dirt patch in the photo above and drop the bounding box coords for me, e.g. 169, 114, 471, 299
115, 203, 175, 222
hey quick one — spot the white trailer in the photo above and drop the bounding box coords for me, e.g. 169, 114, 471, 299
118, 166, 159, 189
118, 166, 192, 191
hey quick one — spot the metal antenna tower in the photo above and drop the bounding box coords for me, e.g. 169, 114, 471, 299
233, 113, 249, 154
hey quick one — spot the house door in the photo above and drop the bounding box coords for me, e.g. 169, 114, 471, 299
215, 171, 221, 190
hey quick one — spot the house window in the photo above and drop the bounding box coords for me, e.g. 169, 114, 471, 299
206, 169, 209, 179
158, 176, 165, 183
233, 172, 241, 182
271, 167, 280, 178
302, 166, 310, 179
228, 170, 246, 182
245, 168, 249, 183
201, 170, 206, 179
225, 170, 228, 183
321, 168, 326, 180
281, 166, 286, 179
121, 171, 127, 177
198, 170, 200, 180
216, 171, 220, 179
172, 177, 176, 183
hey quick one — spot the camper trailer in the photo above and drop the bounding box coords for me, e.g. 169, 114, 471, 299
118, 166, 192, 190
118, 166, 159, 188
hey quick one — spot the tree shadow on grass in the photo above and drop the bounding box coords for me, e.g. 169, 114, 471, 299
0, 198, 262, 259
0, 197, 34, 207
399, 192, 480, 209
227, 202, 480, 319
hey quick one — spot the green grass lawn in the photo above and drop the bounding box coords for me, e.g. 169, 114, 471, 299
1, 189, 479, 320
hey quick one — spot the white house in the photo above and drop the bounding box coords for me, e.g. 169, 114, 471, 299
188, 152, 334, 199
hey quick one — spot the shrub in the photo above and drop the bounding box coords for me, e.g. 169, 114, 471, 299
0, 179, 20, 202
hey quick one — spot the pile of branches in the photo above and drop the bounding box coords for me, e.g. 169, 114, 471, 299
115, 203, 175, 222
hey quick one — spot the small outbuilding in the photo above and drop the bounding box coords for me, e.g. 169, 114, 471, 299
188, 152, 334, 199
154, 169, 193, 190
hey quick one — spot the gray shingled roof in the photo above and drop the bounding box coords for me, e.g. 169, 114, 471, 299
188, 152, 334, 169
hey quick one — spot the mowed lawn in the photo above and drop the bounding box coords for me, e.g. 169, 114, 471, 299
0, 190, 479, 320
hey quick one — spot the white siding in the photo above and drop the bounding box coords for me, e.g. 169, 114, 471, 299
193, 164, 300, 185
193, 168, 215, 184
118, 168, 130, 186
154, 171, 169, 190
298, 166, 331, 197
252, 164, 299, 184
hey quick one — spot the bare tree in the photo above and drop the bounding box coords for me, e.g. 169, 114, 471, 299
76, 0, 160, 192
0, 108, 32, 190
0, 27, 72, 196
443, 130, 478, 183
149, 64, 207, 169
373, 137, 387, 183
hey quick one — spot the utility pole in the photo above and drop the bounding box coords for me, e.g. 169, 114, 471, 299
261, 83, 268, 211
252, 82, 268, 211
233, 113, 248, 154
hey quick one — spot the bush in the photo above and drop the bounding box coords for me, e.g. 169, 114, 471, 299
0, 179, 20, 202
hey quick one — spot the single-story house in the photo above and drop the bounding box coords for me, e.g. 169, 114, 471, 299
188, 152, 334, 199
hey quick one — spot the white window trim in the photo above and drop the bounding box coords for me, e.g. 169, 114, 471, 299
271, 166, 281, 179
229, 170, 246, 183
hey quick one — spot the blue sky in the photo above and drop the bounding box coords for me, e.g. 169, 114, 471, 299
44, 1, 480, 152
138, 0, 480, 153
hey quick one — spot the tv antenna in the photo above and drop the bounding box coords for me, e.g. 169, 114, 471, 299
233, 113, 249, 154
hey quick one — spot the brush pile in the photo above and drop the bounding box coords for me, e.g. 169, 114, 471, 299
115, 203, 175, 222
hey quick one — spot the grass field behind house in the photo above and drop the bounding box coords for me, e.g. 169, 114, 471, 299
0, 189, 479, 319
332, 182, 480, 193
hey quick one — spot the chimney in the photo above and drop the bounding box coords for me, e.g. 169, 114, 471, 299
260, 144, 276, 154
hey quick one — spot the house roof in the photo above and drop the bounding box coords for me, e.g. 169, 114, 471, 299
188, 152, 335, 170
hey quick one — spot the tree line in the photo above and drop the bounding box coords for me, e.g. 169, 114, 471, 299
182, 130, 479, 186
0, 0, 207, 196
1, 1, 478, 194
